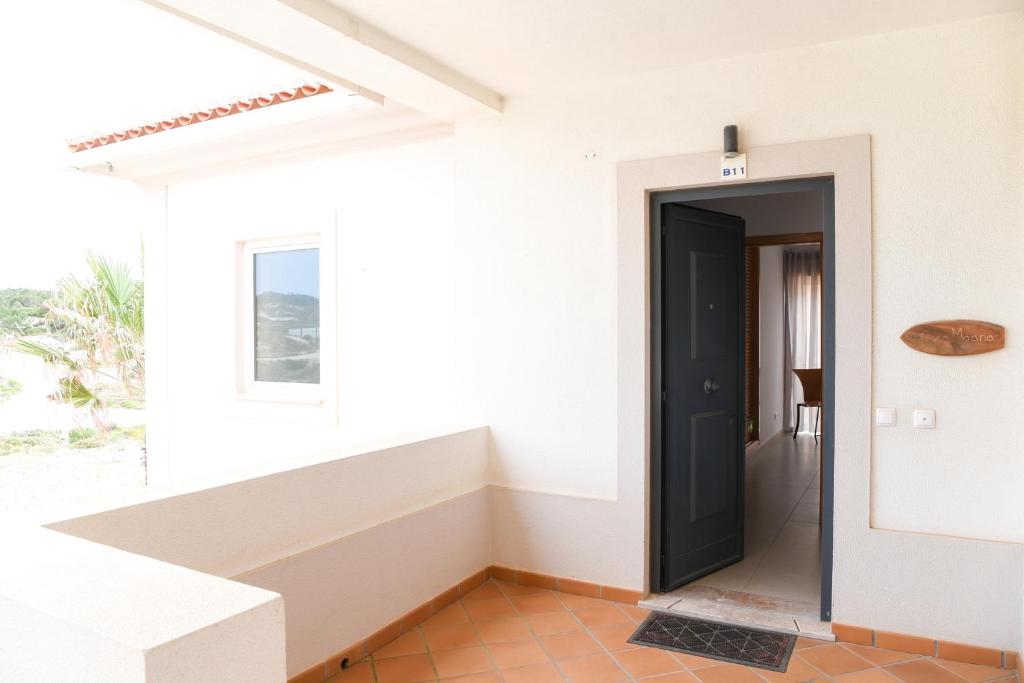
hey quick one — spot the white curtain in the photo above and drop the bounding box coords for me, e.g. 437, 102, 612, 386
783, 248, 822, 432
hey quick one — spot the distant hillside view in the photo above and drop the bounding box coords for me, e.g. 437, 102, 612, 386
0, 289, 51, 337
254, 291, 320, 383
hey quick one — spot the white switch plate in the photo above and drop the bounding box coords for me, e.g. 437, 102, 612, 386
913, 409, 936, 429
875, 407, 896, 427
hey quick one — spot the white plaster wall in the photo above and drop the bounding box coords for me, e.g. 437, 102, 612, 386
242, 488, 490, 676
456, 13, 1023, 539
51, 427, 488, 578
759, 246, 785, 442
148, 137, 459, 486
454, 13, 1023, 648
48, 429, 490, 678
135, 10, 1024, 652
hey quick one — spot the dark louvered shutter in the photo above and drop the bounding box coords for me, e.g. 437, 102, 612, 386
744, 247, 759, 444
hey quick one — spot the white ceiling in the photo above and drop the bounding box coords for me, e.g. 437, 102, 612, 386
326, 0, 1020, 95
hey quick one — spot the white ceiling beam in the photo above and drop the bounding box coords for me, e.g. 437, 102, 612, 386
139, 0, 503, 121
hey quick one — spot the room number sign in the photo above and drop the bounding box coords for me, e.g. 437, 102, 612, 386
720, 153, 747, 180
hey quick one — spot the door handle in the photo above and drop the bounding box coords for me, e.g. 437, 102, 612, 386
704, 378, 720, 394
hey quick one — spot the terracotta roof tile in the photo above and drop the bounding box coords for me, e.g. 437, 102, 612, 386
67, 83, 333, 153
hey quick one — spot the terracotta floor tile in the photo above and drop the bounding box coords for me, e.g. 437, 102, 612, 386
839, 644, 920, 667
501, 662, 565, 683
797, 644, 874, 676
932, 658, 1013, 682
689, 662, 765, 682
795, 637, 833, 651
376, 630, 428, 659
758, 655, 828, 682
526, 610, 583, 636
461, 583, 505, 602
424, 604, 471, 628
619, 605, 652, 623
614, 647, 683, 678
423, 623, 482, 652
588, 622, 643, 652
885, 659, 965, 683
496, 581, 548, 597
474, 616, 532, 644
374, 653, 437, 683
637, 673, 700, 682
558, 653, 630, 683
487, 639, 550, 669
326, 660, 375, 683
540, 631, 603, 660
511, 592, 567, 615
671, 651, 720, 669
463, 597, 518, 623
575, 604, 634, 628
558, 592, 609, 611
431, 646, 494, 679
832, 669, 901, 681
438, 673, 501, 683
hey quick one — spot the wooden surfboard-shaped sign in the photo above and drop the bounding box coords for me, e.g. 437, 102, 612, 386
901, 320, 1005, 356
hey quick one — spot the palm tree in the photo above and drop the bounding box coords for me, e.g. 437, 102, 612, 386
11, 254, 144, 435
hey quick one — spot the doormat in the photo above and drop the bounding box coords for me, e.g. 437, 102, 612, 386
628, 612, 797, 672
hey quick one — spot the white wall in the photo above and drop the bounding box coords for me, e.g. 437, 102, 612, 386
142, 11, 1024, 651
450, 12, 1023, 648
147, 137, 460, 486
759, 246, 785, 442
50, 428, 490, 678
454, 12, 1022, 529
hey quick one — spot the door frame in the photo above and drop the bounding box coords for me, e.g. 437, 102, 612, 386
744, 245, 759, 445
649, 177, 836, 621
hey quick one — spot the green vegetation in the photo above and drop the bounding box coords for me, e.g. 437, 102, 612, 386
0, 288, 51, 337
0, 430, 63, 457
0, 425, 146, 456
68, 425, 145, 449
11, 254, 144, 436
0, 377, 22, 403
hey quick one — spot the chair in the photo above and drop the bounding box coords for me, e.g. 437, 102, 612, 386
792, 368, 823, 441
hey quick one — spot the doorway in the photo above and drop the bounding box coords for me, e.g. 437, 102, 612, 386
648, 178, 835, 626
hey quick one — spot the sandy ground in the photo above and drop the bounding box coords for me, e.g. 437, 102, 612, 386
0, 349, 147, 519
0, 440, 147, 519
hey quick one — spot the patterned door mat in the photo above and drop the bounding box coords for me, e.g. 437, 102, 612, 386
628, 612, 797, 672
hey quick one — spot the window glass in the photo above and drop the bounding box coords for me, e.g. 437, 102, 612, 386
253, 247, 319, 383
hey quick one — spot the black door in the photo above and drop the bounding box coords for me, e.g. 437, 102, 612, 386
660, 204, 745, 592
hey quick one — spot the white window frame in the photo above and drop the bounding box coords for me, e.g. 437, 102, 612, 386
235, 224, 337, 415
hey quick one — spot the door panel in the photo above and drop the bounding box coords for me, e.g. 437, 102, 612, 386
691, 252, 733, 360
661, 203, 745, 592
690, 411, 731, 522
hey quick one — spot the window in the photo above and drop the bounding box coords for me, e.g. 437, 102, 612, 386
238, 231, 334, 404
253, 246, 320, 384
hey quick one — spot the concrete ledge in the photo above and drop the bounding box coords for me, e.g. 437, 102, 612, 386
0, 527, 285, 682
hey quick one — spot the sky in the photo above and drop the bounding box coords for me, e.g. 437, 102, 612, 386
255, 249, 320, 297
0, 0, 320, 290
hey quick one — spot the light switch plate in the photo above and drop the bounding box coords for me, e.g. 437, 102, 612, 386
875, 407, 896, 427
913, 409, 936, 429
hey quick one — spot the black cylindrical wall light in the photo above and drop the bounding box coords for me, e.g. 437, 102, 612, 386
723, 125, 739, 158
